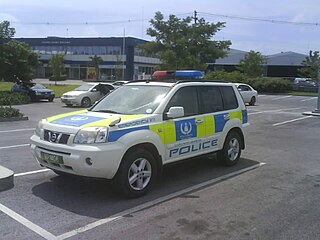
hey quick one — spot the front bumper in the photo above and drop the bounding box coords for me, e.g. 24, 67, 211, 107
30, 135, 125, 179
61, 98, 80, 106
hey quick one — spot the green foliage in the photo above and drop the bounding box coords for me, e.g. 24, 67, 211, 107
204, 70, 290, 93
0, 106, 23, 119
298, 50, 320, 80
141, 11, 231, 70
204, 70, 247, 82
49, 53, 65, 82
0, 21, 38, 82
89, 55, 103, 80
237, 50, 266, 77
0, 91, 30, 105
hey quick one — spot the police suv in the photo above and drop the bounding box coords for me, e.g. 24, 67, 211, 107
30, 78, 248, 197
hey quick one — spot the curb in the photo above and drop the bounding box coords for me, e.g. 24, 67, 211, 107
0, 165, 14, 192
0, 116, 28, 122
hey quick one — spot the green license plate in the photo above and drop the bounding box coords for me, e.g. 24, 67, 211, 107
41, 152, 64, 164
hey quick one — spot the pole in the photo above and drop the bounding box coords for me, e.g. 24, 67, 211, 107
314, 70, 320, 113
122, 28, 126, 80
193, 10, 198, 24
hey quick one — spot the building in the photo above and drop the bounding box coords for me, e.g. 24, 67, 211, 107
17, 37, 160, 81
207, 49, 307, 78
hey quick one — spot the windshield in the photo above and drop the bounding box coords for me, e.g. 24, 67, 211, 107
91, 85, 170, 114
31, 83, 46, 89
75, 84, 94, 91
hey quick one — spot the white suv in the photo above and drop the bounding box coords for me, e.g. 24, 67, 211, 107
30, 80, 248, 197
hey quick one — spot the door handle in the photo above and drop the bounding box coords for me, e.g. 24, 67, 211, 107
195, 119, 204, 124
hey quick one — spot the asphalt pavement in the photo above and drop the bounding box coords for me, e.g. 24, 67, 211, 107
0, 94, 320, 240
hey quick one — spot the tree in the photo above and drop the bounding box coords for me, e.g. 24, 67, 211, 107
141, 12, 231, 70
237, 51, 266, 77
298, 50, 320, 80
89, 55, 103, 80
49, 53, 65, 84
0, 20, 38, 82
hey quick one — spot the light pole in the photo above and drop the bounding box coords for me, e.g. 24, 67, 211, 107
313, 70, 320, 113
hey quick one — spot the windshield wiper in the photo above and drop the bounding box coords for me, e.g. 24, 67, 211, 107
92, 110, 121, 114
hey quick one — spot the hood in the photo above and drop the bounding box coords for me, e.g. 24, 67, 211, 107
45, 110, 147, 131
32, 88, 53, 93
63, 91, 86, 96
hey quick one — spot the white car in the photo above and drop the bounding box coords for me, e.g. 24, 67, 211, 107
31, 80, 248, 197
235, 83, 258, 106
61, 83, 114, 107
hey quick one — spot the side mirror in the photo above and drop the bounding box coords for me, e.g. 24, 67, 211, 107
166, 106, 184, 119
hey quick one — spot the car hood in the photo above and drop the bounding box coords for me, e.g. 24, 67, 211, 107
43, 109, 150, 134
63, 91, 86, 96
32, 88, 53, 93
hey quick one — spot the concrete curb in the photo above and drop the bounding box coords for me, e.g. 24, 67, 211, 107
0, 165, 14, 192
302, 112, 320, 117
0, 116, 28, 122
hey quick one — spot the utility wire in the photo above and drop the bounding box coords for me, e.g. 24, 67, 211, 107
199, 12, 320, 26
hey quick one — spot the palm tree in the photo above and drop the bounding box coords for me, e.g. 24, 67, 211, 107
89, 55, 103, 80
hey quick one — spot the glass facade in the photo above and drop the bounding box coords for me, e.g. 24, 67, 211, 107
32, 46, 122, 55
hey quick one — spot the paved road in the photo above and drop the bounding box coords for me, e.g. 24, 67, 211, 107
0, 94, 320, 240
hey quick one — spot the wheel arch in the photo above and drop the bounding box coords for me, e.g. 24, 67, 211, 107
227, 127, 245, 150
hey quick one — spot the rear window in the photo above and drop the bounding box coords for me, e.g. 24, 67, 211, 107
220, 86, 238, 110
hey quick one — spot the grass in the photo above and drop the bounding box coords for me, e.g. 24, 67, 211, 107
0, 82, 77, 97
287, 91, 319, 96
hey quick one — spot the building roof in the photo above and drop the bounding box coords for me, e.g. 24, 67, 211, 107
209, 49, 307, 66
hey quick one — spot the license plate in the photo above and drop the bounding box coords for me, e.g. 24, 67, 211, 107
41, 152, 63, 164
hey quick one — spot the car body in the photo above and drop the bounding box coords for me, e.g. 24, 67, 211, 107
297, 80, 317, 87
30, 80, 248, 197
235, 83, 258, 106
60, 83, 115, 107
11, 81, 55, 102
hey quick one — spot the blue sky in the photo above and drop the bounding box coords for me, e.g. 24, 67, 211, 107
1, 0, 320, 55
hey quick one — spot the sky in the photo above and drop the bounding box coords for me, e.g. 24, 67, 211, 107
1, 0, 320, 55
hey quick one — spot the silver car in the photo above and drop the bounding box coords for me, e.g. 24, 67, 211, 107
61, 83, 114, 107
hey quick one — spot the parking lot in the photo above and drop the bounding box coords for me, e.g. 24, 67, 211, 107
1, 94, 320, 240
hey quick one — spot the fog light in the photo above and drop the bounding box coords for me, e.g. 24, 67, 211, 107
85, 157, 93, 166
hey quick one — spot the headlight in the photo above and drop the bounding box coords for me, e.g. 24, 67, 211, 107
35, 119, 46, 139
74, 127, 108, 144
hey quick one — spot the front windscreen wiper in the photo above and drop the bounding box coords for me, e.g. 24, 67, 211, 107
92, 110, 121, 114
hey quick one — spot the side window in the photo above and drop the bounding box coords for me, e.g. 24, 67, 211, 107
198, 86, 223, 114
242, 85, 251, 91
165, 87, 198, 117
220, 86, 238, 110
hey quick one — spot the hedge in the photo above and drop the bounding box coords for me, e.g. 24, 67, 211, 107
204, 71, 290, 93
0, 91, 30, 105
0, 106, 23, 118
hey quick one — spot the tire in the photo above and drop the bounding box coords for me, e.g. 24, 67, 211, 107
217, 131, 242, 166
249, 96, 256, 106
81, 97, 91, 108
114, 148, 157, 198
48, 97, 54, 102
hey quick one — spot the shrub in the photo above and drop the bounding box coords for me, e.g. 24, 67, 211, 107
0, 91, 30, 105
0, 106, 23, 119
204, 71, 290, 93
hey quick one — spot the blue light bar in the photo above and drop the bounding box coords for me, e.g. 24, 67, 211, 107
175, 70, 203, 78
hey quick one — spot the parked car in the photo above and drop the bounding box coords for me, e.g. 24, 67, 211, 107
61, 83, 115, 107
234, 83, 258, 106
297, 80, 317, 87
11, 81, 55, 102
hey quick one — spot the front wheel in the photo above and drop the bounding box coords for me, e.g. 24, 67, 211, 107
217, 131, 242, 166
81, 97, 91, 108
114, 148, 157, 198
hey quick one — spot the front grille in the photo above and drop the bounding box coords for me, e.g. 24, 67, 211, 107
44, 130, 70, 144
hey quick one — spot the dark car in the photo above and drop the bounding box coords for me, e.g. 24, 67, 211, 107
11, 81, 55, 102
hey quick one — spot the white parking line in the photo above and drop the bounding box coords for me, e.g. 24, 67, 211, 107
271, 95, 292, 100
301, 97, 318, 102
0, 128, 35, 133
0, 203, 57, 240
14, 169, 51, 177
0, 144, 29, 150
272, 116, 313, 126
248, 108, 301, 116
56, 162, 264, 240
